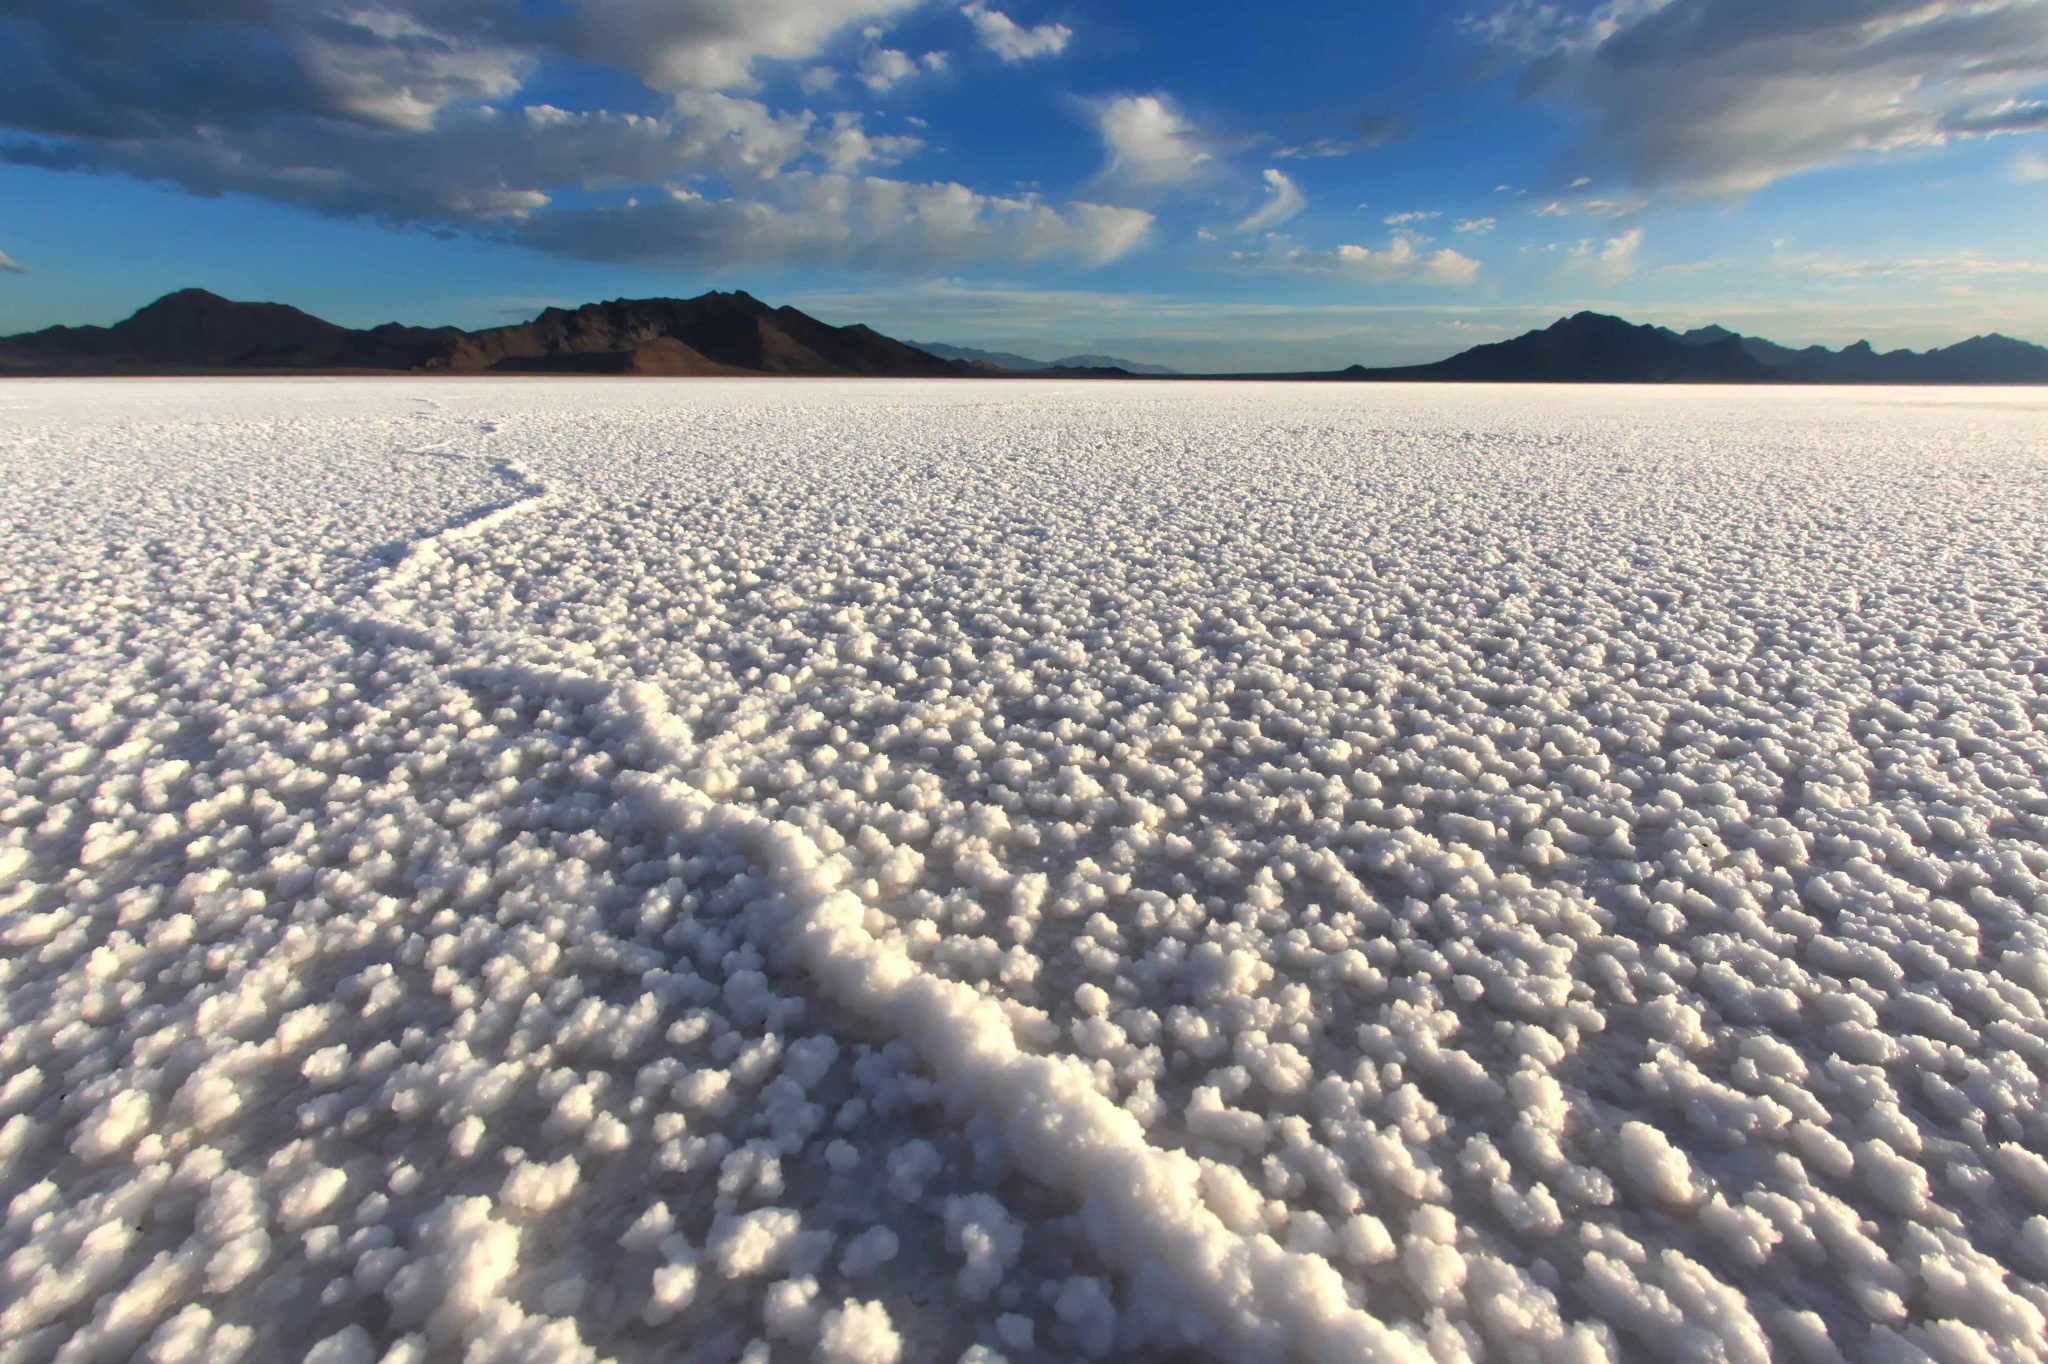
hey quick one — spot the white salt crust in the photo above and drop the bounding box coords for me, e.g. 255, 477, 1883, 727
3, 379, 2047, 1364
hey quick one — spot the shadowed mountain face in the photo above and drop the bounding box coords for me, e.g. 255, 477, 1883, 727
445, 293, 957, 377
0, 289, 959, 377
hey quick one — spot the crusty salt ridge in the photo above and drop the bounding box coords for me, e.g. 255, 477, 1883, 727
341, 412, 1432, 1363
3, 379, 2048, 1364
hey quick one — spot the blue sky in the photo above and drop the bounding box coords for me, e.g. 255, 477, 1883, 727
2, 0, 2045, 369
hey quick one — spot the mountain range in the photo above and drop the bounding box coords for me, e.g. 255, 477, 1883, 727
0, 289, 955, 379
3, 289, 2045, 385
909, 340, 1179, 375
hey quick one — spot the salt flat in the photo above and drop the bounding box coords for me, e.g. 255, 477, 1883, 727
3, 378, 2047, 1364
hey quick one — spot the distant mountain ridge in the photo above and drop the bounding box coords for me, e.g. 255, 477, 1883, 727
1658, 323, 2048, 385
910, 340, 1179, 375
2, 290, 2044, 383
1352, 312, 1770, 384
1334, 311, 2048, 385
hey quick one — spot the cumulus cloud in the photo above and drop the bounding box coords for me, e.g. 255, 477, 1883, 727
570, 0, 923, 93
517, 174, 1153, 270
289, 5, 531, 132
2015, 150, 2048, 183
1233, 236, 1481, 287
0, 0, 1146, 273
859, 46, 922, 91
817, 113, 924, 173
1233, 169, 1306, 235
1092, 94, 1212, 192
963, 3, 1071, 63
0, 249, 25, 274
1455, 217, 1497, 234
1383, 210, 1440, 227
1470, 0, 2048, 195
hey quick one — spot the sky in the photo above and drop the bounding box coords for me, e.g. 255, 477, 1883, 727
1, 0, 2045, 370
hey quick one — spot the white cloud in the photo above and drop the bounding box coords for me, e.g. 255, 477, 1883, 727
1234, 169, 1305, 234
518, 173, 1153, 269
1382, 210, 1439, 227
1470, 0, 2048, 196
2013, 150, 2048, 183
1233, 236, 1482, 287
859, 46, 921, 91
1092, 94, 1212, 191
1454, 217, 1496, 234
0, 249, 26, 274
963, 3, 1071, 63
571, 0, 922, 93
1559, 227, 1644, 283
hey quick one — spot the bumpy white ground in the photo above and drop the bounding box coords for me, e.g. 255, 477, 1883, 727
3, 379, 2048, 1364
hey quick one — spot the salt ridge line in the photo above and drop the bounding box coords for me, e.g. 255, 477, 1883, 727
344, 434, 1433, 1364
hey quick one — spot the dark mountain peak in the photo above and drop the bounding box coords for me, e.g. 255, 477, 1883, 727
140, 287, 235, 311
1946, 332, 2039, 354
125, 288, 331, 330
1844, 340, 1877, 356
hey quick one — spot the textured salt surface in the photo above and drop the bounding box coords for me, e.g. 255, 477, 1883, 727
3, 379, 2047, 1364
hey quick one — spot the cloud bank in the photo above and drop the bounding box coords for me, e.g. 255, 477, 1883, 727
0, 0, 1142, 272
1234, 236, 1482, 287
1472, 0, 2048, 195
